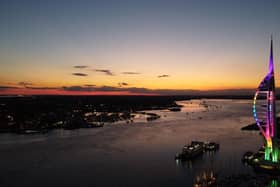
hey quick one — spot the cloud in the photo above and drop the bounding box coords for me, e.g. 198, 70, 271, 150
18, 82, 33, 87
0, 83, 261, 96
73, 65, 88, 69
60, 85, 171, 94
72, 73, 88, 77
122, 72, 140, 75
84, 84, 96, 87
60, 87, 259, 96
118, 82, 129, 87
95, 69, 114, 76
61, 85, 123, 92
93, 86, 120, 91
0, 86, 19, 90
62, 86, 95, 92
158, 74, 170, 78
25, 86, 58, 90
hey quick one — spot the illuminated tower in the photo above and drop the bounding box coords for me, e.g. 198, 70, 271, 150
253, 37, 279, 163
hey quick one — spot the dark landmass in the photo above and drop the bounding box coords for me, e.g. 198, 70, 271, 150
5, 93, 280, 100
241, 123, 259, 131
241, 117, 280, 131
1, 94, 274, 134
0, 94, 261, 100
0, 96, 181, 133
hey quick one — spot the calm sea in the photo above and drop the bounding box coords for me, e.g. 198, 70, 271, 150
0, 100, 277, 186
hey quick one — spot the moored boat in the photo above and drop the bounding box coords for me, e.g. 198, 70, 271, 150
252, 159, 280, 175
175, 141, 204, 160
204, 142, 219, 151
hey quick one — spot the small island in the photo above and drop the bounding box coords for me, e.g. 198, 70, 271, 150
241, 117, 280, 131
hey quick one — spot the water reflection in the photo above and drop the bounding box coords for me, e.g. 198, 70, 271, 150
193, 169, 217, 187
175, 147, 219, 186
268, 179, 279, 187
190, 167, 280, 186
175, 156, 203, 169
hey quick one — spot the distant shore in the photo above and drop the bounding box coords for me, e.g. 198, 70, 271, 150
0, 94, 259, 100
0, 95, 182, 134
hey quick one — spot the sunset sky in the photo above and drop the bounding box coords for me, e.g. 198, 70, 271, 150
1, 0, 280, 95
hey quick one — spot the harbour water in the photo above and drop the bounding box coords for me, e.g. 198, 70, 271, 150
0, 99, 276, 186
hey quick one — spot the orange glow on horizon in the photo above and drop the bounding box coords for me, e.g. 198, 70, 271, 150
0, 88, 158, 96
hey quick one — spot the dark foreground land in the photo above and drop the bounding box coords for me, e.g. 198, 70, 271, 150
0, 94, 269, 133
0, 95, 183, 133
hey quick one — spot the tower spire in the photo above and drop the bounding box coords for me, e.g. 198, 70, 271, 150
253, 36, 278, 162
269, 35, 274, 74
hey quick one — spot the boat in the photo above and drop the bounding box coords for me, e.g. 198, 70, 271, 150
175, 141, 204, 160
242, 151, 254, 163
204, 142, 219, 151
252, 159, 280, 175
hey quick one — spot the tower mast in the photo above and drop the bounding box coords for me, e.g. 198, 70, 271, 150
253, 36, 279, 162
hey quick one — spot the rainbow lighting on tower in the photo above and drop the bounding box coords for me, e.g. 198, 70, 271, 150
253, 36, 279, 163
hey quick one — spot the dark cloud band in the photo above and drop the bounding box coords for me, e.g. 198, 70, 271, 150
72, 73, 88, 77
158, 74, 170, 78
122, 72, 140, 75
73, 65, 88, 69
95, 69, 114, 76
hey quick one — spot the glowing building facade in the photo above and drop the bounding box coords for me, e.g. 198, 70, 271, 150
253, 37, 279, 163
